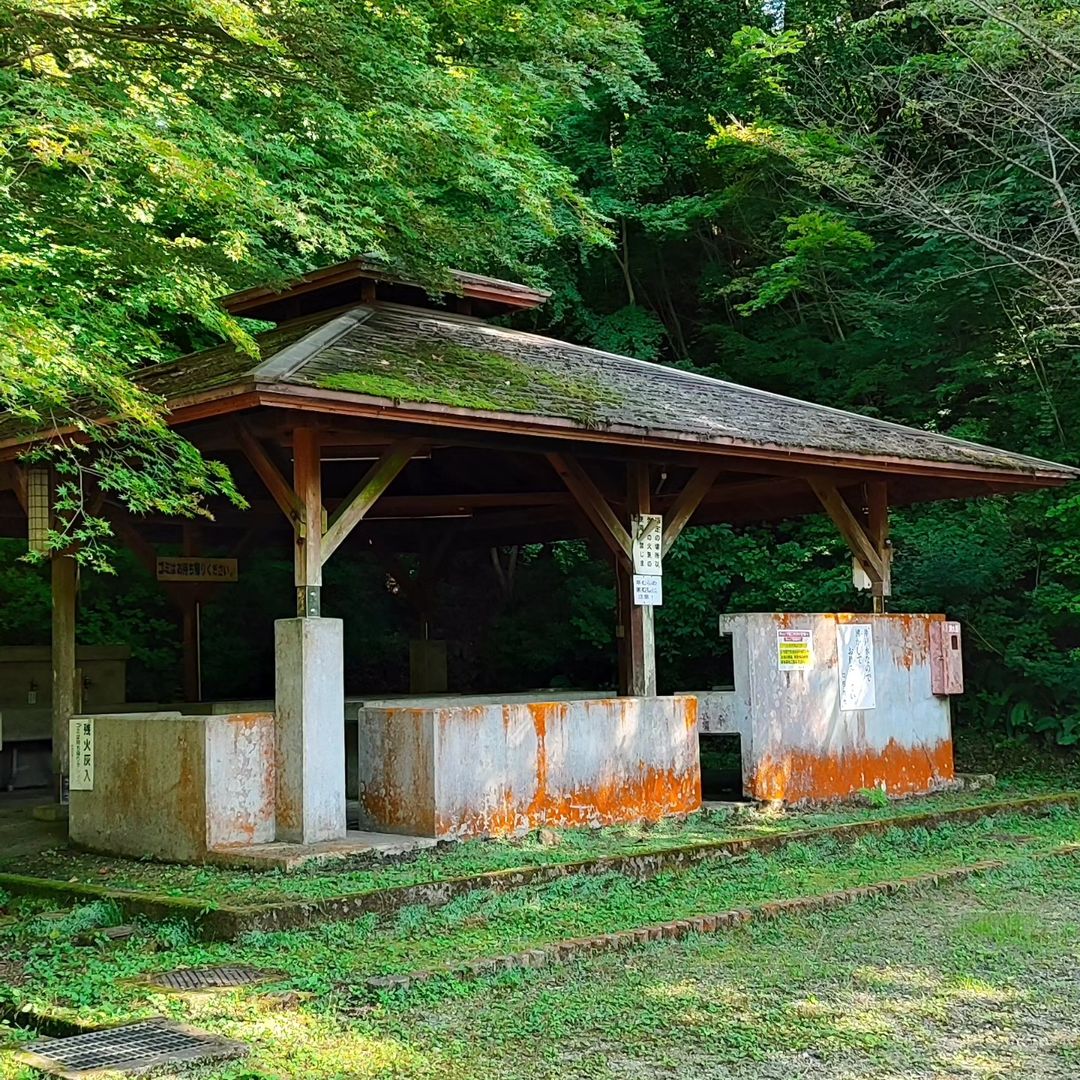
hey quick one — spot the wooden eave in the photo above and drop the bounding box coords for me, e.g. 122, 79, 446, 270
220, 259, 549, 317
235, 383, 1074, 489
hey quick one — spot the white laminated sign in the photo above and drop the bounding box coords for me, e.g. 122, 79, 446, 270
837, 623, 876, 711
69, 717, 94, 790
631, 514, 663, 606
632, 574, 663, 606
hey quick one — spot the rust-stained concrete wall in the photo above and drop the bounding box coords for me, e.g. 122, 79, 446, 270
696, 613, 955, 803
355, 695, 701, 839
69, 712, 275, 862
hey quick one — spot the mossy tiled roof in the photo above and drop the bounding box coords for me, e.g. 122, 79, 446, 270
238, 305, 1073, 476
4, 303, 1075, 481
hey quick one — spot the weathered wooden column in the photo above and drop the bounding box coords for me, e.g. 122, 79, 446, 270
274, 425, 346, 844
866, 481, 891, 613
180, 523, 202, 702
293, 426, 324, 618
51, 552, 78, 794
621, 462, 656, 696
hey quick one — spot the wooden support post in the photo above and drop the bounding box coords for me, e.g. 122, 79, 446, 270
293, 426, 323, 616
866, 480, 891, 613
51, 553, 77, 792
623, 462, 657, 697
181, 523, 201, 701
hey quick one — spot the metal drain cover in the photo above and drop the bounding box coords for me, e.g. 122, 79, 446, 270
146, 964, 279, 992
17, 1017, 247, 1078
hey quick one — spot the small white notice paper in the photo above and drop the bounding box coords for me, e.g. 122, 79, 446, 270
633, 574, 663, 606
837, 623, 876, 711
777, 629, 814, 670
69, 717, 94, 791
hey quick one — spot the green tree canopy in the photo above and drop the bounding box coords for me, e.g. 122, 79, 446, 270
0, 0, 650, 559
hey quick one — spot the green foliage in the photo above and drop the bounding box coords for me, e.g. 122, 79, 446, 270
2, 0, 1080, 746
536, 0, 1080, 744
0, 0, 650, 559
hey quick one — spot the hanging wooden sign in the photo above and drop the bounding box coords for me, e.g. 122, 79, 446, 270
156, 557, 238, 582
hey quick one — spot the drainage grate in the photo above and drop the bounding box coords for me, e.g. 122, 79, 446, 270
17, 1017, 247, 1078
146, 964, 279, 992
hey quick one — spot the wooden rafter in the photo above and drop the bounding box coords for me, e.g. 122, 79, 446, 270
546, 452, 631, 565
321, 438, 425, 564
661, 462, 722, 555
808, 478, 886, 584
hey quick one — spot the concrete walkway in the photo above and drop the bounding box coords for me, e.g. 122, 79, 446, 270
0, 792, 435, 872
208, 830, 437, 871
0, 793, 68, 859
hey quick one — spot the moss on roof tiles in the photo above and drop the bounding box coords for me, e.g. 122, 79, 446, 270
317, 341, 621, 428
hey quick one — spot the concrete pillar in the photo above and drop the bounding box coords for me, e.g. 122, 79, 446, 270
274, 616, 345, 843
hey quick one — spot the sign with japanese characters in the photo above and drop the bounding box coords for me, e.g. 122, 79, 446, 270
837, 623, 876, 711
156, 557, 238, 583
777, 629, 813, 670
632, 573, 663, 606
631, 514, 663, 576
69, 718, 94, 791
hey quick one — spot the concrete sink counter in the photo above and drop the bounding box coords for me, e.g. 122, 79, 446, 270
354, 693, 701, 840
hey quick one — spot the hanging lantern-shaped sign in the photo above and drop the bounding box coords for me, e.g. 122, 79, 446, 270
26, 466, 51, 554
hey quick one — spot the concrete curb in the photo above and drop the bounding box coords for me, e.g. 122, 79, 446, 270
2, 792, 1078, 940
361, 843, 1080, 995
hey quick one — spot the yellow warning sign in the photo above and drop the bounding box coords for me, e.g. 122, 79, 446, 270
777, 629, 813, 670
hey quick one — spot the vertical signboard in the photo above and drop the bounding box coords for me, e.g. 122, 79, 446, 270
631, 514, 663, 606
68, 717, 94, 790
632, 574, 663, 606
837, 623, 876, 711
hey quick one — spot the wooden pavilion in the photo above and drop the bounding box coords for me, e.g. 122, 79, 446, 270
0, 259, 1076, 857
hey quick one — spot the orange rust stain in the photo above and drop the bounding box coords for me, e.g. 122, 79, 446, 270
359, 709, 435, 836
435, 698, 701, 840
682, 696, 699, 730
749, 738, 955, 803
437, 762, 701, 839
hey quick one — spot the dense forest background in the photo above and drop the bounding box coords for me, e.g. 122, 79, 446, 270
2, 0, 1079, 743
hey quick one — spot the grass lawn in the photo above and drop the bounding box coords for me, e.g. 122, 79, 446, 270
3, 746, 1077, 907
1, 802, 1079, 1078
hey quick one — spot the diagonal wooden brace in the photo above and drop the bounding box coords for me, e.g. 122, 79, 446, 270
808, 478, 887, 589
547, 452, 632, 567
661, 462, 721, 556
321, 439, 425, 565
237, 423, 304, 526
